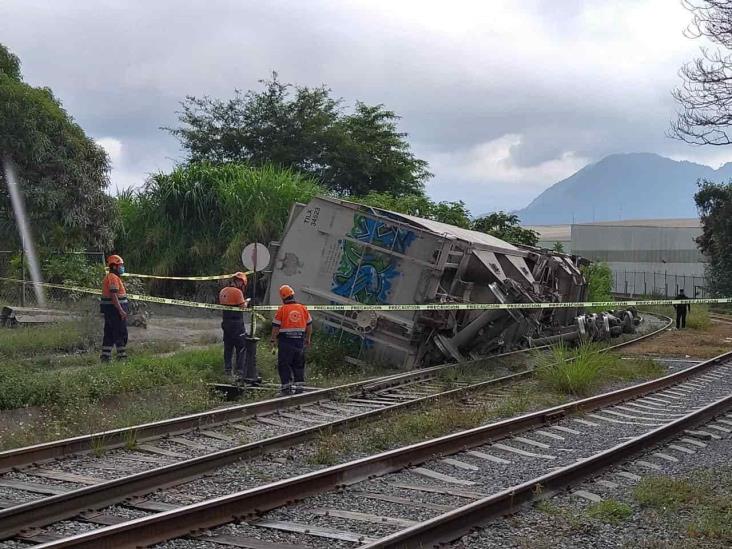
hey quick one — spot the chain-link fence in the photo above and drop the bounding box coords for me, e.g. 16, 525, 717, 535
612, 269, 709, 298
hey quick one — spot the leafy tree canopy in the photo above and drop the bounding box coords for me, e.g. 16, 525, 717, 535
116, 162, 323, 289
472, 212, 540, 247
0, 43, 115, 250
166, 74, 431, 196
694, 179, 732, 296
357, 192, 539, 246
358, 192, 472, 228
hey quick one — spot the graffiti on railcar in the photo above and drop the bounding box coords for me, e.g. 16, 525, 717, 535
331, 215, 416, 304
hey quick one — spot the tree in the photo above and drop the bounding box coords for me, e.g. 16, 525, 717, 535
671, 1, 732, 144
358, 192, 472, 228
552, 241, 566, 253
0, 43, 116, 250
116, 163, 323, 286
471, 212, 540, 247
694, 179, 732, 296
581, 261, 613, 309
166, 74, 431, 196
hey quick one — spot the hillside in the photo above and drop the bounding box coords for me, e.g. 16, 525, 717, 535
515, 153, 732, 224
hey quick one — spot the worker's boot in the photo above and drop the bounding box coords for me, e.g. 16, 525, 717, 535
293, 382, 305, 395
279, 384, 292, 397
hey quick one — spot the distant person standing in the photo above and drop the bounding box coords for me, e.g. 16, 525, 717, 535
674, 288, 691, 329
219, 272, 260, 385
100, 255, 128, 361
270, 285, 312, 396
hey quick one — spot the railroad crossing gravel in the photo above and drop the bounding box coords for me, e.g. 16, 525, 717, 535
144, 359, 732, 548
453, 416, 732, 549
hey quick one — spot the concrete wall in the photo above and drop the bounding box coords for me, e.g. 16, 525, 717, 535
571, 223, 708, 297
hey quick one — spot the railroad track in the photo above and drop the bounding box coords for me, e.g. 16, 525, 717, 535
0, 314, 671, 547
710, 312, 732, 324
27, 347, 732, 549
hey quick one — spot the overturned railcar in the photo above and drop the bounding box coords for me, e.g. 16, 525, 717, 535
266, 196, 589, 368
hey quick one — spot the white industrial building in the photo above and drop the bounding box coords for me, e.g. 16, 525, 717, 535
527, 219, 707, 297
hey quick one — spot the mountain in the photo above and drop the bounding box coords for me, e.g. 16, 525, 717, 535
515, 152, 732, 225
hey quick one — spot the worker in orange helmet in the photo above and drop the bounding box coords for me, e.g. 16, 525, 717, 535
219, 272, 260, 384
100, 255, 129, 361
270, 284, 312, 395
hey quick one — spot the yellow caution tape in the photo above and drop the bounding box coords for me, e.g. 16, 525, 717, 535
120, 271, 252, 281
0, 277, 266, 320
1, 276, 731, 313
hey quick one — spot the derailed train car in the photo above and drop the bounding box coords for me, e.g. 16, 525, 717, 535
266, 196, 631, 368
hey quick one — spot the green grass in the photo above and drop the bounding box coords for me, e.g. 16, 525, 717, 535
634, 470, 732, 543
686, 305, 712, 330
642, 303, 712, 331
586, 500, 633, 524
0, 385, 222, 451
0, 320, 96, 358
0, 347, 224, 409
535, 343, 666, 397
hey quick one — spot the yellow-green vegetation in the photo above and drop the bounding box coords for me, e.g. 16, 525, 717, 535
0, 347, 223, 409
586, 500, 633, 524
535, 500, 584, 529
642, 303, 712, 331
0, 320, 97, 358
0, 385, 221, 451
686, 305, 712, 330
634, 470, 732, 543
535, 343, 665, 397
537, 498, 632, 528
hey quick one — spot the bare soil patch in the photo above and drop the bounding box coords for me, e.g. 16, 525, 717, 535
621, 320, 732, 359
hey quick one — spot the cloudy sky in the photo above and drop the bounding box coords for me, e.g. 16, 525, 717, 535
1, 0, 727, 213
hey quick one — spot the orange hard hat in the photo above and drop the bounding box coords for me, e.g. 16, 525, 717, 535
279, 284, 295, 300
219, 286, 246, 306
107, 255, 124, 266
233, 272, 248, 285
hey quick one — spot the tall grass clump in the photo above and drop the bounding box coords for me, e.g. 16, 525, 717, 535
580, 261, 613, 310
0, 347, 222, 410
535, 343, 666, 396
116, 163, 324, 290
535, 343, 608, 396
0, 320, 96, 358
686, 304, 712, 330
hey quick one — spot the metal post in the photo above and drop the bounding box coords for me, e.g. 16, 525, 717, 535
643, 271, 647, 296
664, 271, 668, 298
20, 242, 25, 307
245, 246, 260, 384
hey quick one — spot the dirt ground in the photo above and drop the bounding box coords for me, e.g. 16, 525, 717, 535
128, 315, 222, 346
621, 318, 732, 359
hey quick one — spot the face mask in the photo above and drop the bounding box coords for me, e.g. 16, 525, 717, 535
118, 266, 126, 275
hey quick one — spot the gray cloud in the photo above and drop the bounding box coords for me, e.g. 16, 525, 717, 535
1, 0, 727, 214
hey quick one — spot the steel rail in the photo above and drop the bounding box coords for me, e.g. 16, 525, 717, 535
0, 347, 527, 473
364, 392, 732, 548
0, 313, 670, 472
37, 339, 728, 549
0, 314, 670, 541
710, 312, 732, 324
0, 370, 531, 539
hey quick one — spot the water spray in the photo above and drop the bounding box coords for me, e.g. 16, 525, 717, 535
2, 158, 46, 307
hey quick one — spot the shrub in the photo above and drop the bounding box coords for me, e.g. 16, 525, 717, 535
581, 261, 613, 308
116, 163, 324, 293
534, 342, 664, 396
